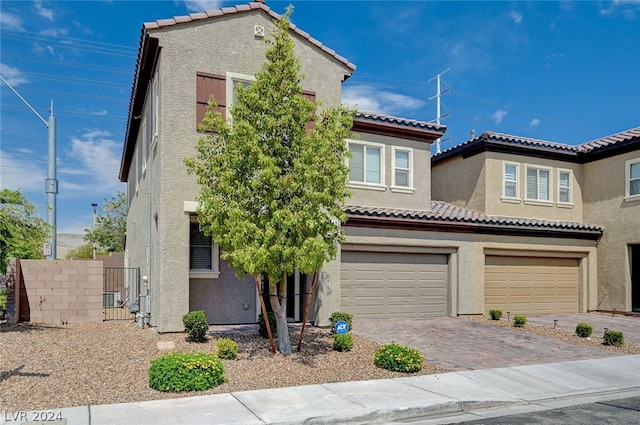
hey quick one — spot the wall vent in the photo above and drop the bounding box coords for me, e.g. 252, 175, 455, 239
254, 25, 265, 37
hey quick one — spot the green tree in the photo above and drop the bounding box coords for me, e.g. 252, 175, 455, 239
185, 8, 354, 354
84, 191, 126, 253
65, 242, 107, 259
0, 189, 50, 274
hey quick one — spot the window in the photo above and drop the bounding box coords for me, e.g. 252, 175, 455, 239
348, 140, 384, 187
189, 218, 220, 278
226, 72, 255, 121
558, 170, 572, 204
626, 159, 640, 199
392, 147, 413, 190
526, 166, 551, 202
503, 163, 519, 199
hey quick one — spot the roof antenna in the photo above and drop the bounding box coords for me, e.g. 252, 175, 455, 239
471, 129, 475, 140
428, 68, 450, 153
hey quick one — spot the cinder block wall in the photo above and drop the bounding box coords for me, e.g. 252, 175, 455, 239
17, 259, 104, 325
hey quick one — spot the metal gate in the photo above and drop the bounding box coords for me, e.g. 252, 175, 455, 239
103, 267, 140, 321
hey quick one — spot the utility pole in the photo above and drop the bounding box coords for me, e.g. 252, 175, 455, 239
428, 68, 450, 154
1, 75, 58, 260
91, 203, 98, 259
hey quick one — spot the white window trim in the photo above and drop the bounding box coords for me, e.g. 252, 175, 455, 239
391, 146, 414, 193
625, 158, 640, 201
556, 168, 574, 207
141, 116, 148, 176
346, 139, 386, 190
187, 211, 220, 279
501, 161, 520, 203
225, 71, 255, 123
524, 164, 553, 205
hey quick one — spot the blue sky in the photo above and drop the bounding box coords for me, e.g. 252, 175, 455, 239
1, 0, 639, 236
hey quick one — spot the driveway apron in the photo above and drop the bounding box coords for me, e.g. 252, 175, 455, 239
354, 317, 619, 371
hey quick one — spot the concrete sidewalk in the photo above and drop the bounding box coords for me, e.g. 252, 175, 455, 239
12, 354, 640, 425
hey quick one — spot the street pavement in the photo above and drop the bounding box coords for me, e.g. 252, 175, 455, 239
4, 314, 640, 425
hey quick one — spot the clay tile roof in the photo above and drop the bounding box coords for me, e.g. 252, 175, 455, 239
578, 127, 640, 152
343, 201, 603, 235
481, 131, 582, 152
142, 1, 355, 72
354, 111, 446, 133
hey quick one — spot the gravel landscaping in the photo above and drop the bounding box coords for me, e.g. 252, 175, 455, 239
0, 321, 448, 412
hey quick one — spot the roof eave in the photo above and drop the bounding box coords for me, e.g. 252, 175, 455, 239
352, 117, 445, 144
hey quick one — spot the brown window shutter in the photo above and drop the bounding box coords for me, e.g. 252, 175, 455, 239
196, 72, 226, 128
302, 90, 316, 130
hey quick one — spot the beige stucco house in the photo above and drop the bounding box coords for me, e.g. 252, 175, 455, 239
432, 129, 640, 316
120, 2, 628, 333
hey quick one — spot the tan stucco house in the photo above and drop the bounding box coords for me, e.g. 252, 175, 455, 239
431, 128, 640, 316
119, 2, 634, 333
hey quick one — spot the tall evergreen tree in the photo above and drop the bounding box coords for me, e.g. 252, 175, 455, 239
185, 7, 354, 354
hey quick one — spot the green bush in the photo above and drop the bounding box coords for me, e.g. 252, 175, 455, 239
258, 312, 277, 338
603, 329, 625, 347
148, 352, 225, 392
182, 310, 209, 342
332, 333, 354, 352
329, 311, 353, 333
217, 337, 238, 360
489, 309, 502, 320
0, 289, 7, 320
374, 342, 424, 373
513, 315, 527, 327
575, 322, 593, 338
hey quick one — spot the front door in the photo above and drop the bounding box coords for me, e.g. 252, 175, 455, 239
632, 245, 640, 312
261, 272, 306, 322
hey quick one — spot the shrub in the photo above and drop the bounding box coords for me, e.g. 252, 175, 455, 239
148, 352, 225, 392
258, 312, 277, 338
603, 329, 625, 347
329, 311, 353, 333
513, 315, 527, 327
489, 309, 502, 320
374, 342, 424, 373
217, 337, 238, 360
0, 289, 7, 320
332, 333, 354, 352
182, 310, 209, 342
575, 322, 593, 338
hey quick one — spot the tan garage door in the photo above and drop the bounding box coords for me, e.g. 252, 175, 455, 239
485, 256, 579, 314
341, 251, 448, 319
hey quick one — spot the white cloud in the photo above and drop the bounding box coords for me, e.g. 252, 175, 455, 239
40, 28, 68, 37
0, 63, 29, 86
34, 0, 54, 20
492, 109, 508, 124
60, 129, 122, 195
509, 11, 523, 24
0, 11, 25, 31
342, 85, 425, 116
92, 110, 109, 117
600, 0, 640, 17
530, 118, 541, 127
183, 0, 224, 12
0, 150, 45, 193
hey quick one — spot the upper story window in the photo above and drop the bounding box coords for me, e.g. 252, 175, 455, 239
347, 140, 385, 188
626, 158, 640, 199
392, 147, 413, 191
503, 162, 519, 200
189, 217, 220, 279
557, 170, 572, 205
526, 166, 551, 202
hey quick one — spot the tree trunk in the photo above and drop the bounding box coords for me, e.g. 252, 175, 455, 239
269, 273, 292, 354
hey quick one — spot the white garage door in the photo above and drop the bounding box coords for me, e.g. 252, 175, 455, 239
485, 256, 579, 314
341, 251, 448, 319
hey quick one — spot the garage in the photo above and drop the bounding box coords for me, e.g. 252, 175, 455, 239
485, 255, 579, 314
341, 251, 448, 319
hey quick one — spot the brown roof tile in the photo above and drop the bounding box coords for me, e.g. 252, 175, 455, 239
355, 112, 446, 133
579, 127, 640, 152
343, 202, 603, 235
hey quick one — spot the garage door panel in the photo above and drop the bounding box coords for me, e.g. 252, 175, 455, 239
485, 256, 578, 314
341, 251, 448, 319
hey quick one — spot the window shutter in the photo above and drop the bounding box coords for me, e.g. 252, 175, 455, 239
196, 72, 226, 127
302, 90, 316, 130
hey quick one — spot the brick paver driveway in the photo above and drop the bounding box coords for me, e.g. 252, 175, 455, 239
354, 317, 622, 371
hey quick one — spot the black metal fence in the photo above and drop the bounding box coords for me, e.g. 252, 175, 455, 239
103, 267, 140, 321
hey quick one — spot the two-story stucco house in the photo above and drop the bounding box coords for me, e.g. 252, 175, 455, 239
120, 2, 617, 333
431, 128, 640, 315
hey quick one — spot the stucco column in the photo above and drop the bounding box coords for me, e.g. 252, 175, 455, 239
313, 245, 341, 327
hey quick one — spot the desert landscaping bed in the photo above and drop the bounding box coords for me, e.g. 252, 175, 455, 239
0, 321, 448, 412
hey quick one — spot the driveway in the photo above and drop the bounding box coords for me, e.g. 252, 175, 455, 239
353, 315, 633, 371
